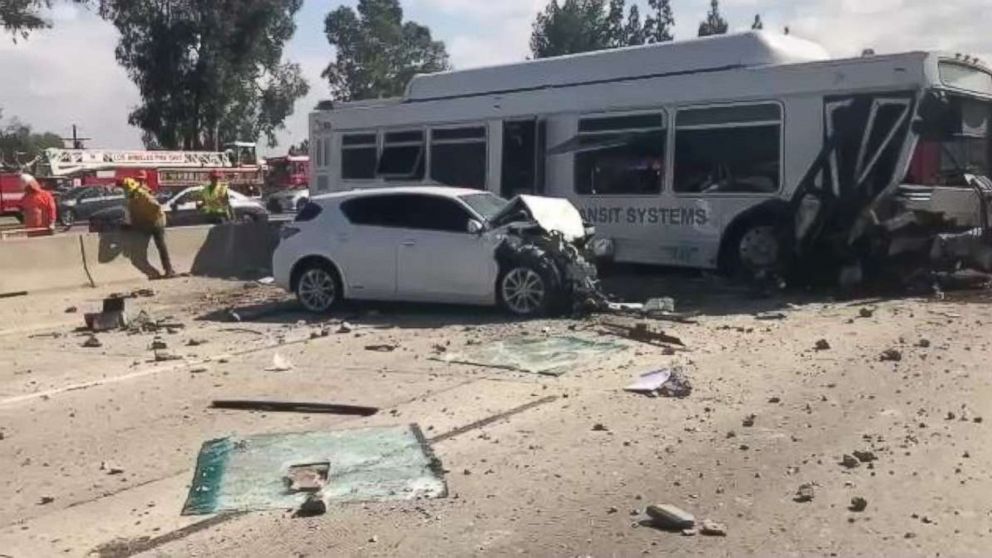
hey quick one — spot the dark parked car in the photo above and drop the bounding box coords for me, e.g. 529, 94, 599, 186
88, 186, 268, 232
57, 186, 125, 227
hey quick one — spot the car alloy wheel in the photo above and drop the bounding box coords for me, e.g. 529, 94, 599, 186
501, 267, 547, 316
60, 209, 76, 227
297, 268, 337, 312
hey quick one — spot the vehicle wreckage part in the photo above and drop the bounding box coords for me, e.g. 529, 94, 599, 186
295, 264, 340, 313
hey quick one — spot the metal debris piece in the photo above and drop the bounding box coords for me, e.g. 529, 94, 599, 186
365, 344, 397, 352
755, 312, 787, 321
880, 348, 903, 362
82, 335, 102, 348
266, 353, 293, 372
659, 368, 693, 399
210, 400, 378, 416
602, 322, 685, 347
794, 483, 815, 503
850, 497, 868, 512
85, 298, 129, 332
841, 454, 860, 469
100, 461, 124, 475
700, 519, 727, 537
295, 494, 327, 517
646, 504, 695, 530
814, 339, 831, 351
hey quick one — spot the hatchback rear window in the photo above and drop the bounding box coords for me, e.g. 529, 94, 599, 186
295, 202, 323, 222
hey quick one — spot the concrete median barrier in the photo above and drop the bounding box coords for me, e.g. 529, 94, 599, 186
1, 221, 281, 295
0, 234, 92, 295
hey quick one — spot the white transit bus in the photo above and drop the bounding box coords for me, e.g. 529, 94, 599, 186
309, 32, 992, 277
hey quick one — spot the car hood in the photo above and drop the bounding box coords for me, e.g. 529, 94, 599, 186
490, 195, 586, 241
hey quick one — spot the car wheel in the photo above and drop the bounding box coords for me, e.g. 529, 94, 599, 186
295, 262, 341, 313
60, 209, 76, 228
295, 197, 309, 213
498, 259, 559, 317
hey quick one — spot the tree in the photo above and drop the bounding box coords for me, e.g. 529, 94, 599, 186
698, 0, 728, 37
752, 14, 764, 30
1, 0, 50, 38
0, 112, 64, 167
289, 138, 309, 156
531, 0, 647, 58
323, 0, 449, 102
97, 0, 309, 150
643, 0, 674, 43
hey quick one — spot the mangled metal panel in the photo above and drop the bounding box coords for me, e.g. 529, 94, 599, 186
182, 425, 446, 515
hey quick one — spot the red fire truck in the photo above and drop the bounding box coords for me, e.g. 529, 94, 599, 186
0, 173, 25, 218
35, 142, 264, 197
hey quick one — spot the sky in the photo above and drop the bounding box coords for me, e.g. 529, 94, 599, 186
0, 0, 989, 155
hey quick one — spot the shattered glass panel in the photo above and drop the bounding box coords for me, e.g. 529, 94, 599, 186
182, 425, 446, 515
436, 336, 626, 376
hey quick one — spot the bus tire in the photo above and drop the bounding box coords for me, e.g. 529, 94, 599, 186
721, 217, 789, 280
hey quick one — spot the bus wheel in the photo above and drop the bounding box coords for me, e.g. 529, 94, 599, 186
727, 223, 784, 278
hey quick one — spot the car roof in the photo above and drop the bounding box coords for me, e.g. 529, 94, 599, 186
312, 186, 486, 204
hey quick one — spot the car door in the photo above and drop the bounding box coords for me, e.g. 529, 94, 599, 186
75, 188, 103, 219
167, 189, 202, 227
395, 194, 499, 304
332, 195, 406, 300
97, 186, 125, 213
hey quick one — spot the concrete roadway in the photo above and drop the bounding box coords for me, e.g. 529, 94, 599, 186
0, 276, 990, 557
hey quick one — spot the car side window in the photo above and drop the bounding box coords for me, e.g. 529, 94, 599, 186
401, 195, 473, 233
341, 195, 405, 227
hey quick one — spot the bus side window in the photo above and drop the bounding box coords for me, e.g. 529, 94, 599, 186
673, 104, 782, 195
341, 133, 378, 180
570, 112, 666, 196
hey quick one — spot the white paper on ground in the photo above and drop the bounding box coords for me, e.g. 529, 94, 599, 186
266, 353, 294, 372
624, 369, 672, 393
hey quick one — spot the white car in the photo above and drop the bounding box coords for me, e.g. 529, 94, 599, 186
272, 186, 599, 317
265, 188, 309, 214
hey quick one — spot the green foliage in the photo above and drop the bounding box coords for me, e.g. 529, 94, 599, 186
97, 0, 308, 150
530, 0, 652, 59
0, 0, 50, 39
698, 0, 729, 37
0, 112, 63, 167
323, 0, 450, 102
643, 0, 674, 43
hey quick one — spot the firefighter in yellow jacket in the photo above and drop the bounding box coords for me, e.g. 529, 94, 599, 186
199, 170, 233, 223
118, 177, 176, 278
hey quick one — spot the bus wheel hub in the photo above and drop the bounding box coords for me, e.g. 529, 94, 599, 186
739, 225, 780, 271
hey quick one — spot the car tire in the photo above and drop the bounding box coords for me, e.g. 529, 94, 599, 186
294, 261, 342, 314
497, 250, 562, 317
59, 209, 76, 228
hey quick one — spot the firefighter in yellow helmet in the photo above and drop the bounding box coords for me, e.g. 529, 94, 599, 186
117, 177, 176, 278
198, 170, 233, 224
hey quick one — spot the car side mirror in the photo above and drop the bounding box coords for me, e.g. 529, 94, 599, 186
466, 219, 484, 235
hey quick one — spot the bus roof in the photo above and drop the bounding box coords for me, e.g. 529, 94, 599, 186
404, 32, 829, 103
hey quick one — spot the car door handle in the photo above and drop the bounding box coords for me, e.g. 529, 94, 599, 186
401, 240, 416, 247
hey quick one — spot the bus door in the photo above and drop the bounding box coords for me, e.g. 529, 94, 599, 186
501, 119, 545, 198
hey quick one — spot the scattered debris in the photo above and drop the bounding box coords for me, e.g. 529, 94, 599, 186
852, 450, 878, 463
850, 497, 868, 512
365, 344, 397, 352
814, 339, 831, 351
644, 297, 676, 314
186, 338, 207, 347
154, 350, 182, 362
859, 307, 875, 318
624, 369, 671, 396
681, 528, 698, 537
266, 353, 293, 372
38, 496, 54, 505
841, 454, 860, 469
659, 368, 693, 399
602, 322, 684, 348
646, 504, 696, 530
337, 322, 354, 334
917, 338, 931, 348
284, 462, 329, 493
794, 483, 815, 503
82, 335, 102, 348
742, 414, 756, 428
700, 519, 727, 537
64, 306, 78, 314
591, 423, 609, 432
127, 311, 185, 334
210, 400, 378, 416
755, 312, 787, 321
149, 337, 168, 351
183, 426, 445, 515
189, 367, 209, 374
295, 494, 327, 517
100, 461, 124, 475
880, 348, 903, 362
225, 309, 242, 322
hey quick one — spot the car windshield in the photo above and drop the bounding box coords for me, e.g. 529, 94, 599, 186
459, 192, 508, 221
